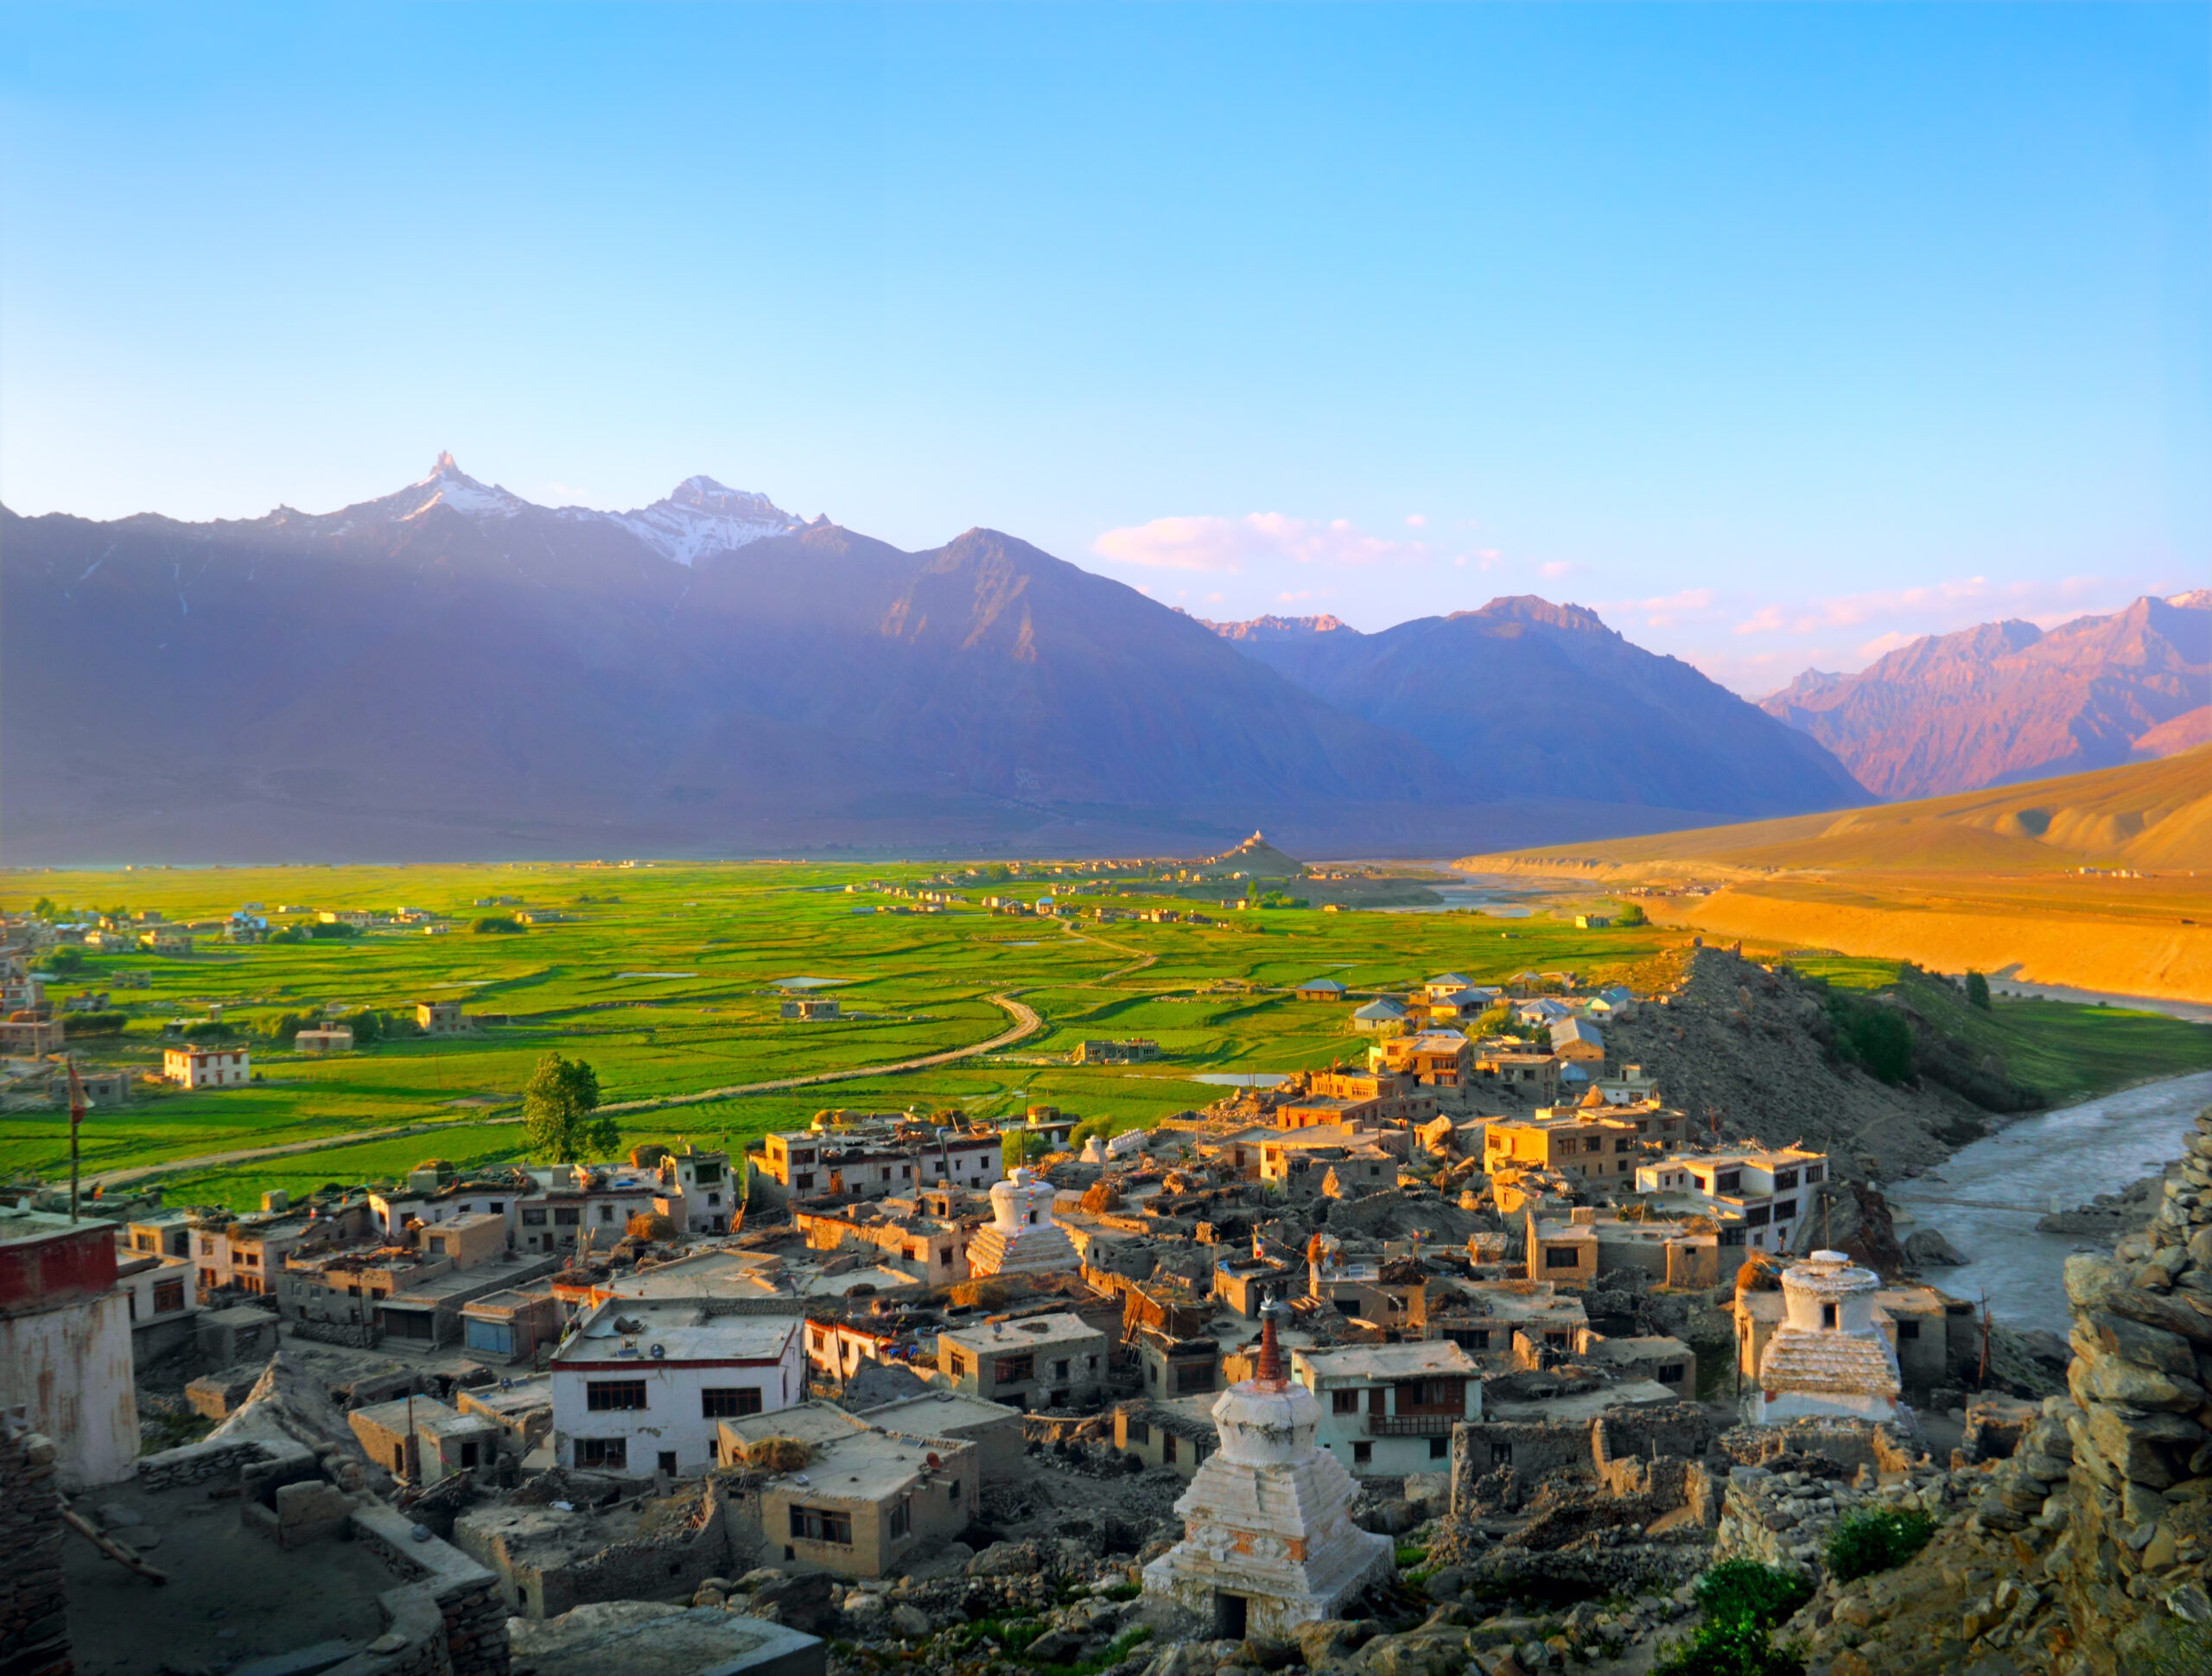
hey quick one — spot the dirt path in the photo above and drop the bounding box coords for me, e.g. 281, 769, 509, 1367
86, 991, 1045, 1191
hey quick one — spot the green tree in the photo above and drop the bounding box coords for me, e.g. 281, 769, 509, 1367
30, 895, 58, 920
1966, 970, 1992, 1011
1614, 902, 1648, 927
524, 1051, 614, 1163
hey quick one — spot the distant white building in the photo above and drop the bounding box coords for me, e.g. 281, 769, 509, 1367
550, 1296, 803, 1476
1746, 1251, 1904, 1426
964, 1167, 1078, 1279
1289, 1340, 1481, 1477
163, 1044, 251, 1089
1636, 1146, 1827, 1254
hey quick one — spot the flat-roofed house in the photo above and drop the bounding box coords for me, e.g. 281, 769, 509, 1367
1290, 1340, 1480, 1477
937, 1311, 1105, 1412
550, 1295, 803, 1476
719, 1400, 980, 1579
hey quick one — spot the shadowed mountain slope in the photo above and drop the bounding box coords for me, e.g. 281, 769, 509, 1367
1209, 597, 1868, 819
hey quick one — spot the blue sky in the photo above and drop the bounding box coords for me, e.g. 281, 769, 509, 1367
3, 3, 2204, 692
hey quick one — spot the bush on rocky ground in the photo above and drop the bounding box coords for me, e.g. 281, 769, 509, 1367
1652, 1560, 1812, 1676
1823, 1508, 1934, 1582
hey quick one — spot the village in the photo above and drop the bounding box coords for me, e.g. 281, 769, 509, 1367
3, 881, 2101, 1676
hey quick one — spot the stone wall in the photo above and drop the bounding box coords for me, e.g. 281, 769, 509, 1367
0, 1419, 68, 1676
2047, 1106, 2212, 1675
135, 1435, 280, 1489
292, 1317, 383, 1349
1447, 1419, 1593, 1514
325, 1503, 509, 1676
457, 1479, 747, 1621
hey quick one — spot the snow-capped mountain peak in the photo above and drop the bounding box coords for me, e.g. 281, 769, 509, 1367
608, 477, 808, 566
396, 452, 527, 521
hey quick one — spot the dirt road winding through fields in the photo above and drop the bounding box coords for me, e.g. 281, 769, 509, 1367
85, 990, 1045, 1192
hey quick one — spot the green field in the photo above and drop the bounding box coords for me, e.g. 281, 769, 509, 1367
3, 860, 1677, 1207
8, 859, 2206, 1210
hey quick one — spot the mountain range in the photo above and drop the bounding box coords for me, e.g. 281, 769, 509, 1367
1, 456, 1871, 862
1758, 593, 2210, 799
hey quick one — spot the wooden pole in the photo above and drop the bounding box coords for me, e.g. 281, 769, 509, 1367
66, 1056, 86, 1222
61, 1505, 168, 1584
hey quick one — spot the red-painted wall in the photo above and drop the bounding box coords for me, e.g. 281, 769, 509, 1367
0, 1219, 119, 1312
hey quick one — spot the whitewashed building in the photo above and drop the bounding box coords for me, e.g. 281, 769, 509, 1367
1290, 1340, 1482, 1477
550, 1296, 803, 1476
1747, 1250, 1904, 1426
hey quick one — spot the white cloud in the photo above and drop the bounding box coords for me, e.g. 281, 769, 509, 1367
1404, 513, 1427, 529
1539, 560, 1578, 580
1092, 512, 1433, 575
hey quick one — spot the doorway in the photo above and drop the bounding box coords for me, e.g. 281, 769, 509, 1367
1212, 1592, 1247, 1641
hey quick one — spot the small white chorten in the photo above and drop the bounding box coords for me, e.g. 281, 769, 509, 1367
1081, 1135, 1109, 1165
964, 1166, 1078, 1278
1748, 1248, 1904, 1425
1142, 1313, 1393, 1637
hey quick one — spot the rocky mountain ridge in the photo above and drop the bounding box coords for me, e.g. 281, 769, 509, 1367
2, 460, 1871, 861
1760, 593, 2210, 799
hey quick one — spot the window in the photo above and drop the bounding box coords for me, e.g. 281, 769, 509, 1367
948, 1351, 970, 1378
1332, 1389, 1361, 1414
1162, 1433, 1178, 1464
600, 1205, 616, 1222
1657, 1363, 1685, 1384
1745, 1206, 1771, 1228
586, 1380, 648, 1412
1429, 1438, 1451, 1460
523, 1209, 547, 1226
1715, 1170, 1742, 1194
1897, 1320, 1921, 1341
995, 1354, 1033, 1385
1719, 1228, 1745, 1247
1805, 1164, 1825, 1184
702, 1387, 764, 1419
553, 1208, 581, 1226
1821, 1304, 1838, 1330
939, 1247, 953, 1265
1175, 1363, 1215, 1395
795, 1173, 814, 1190
1491, 1442, 1513, 1466
1352, 1442, 1372, 1465
1773, 1169, 1799, 1190
1052, 1359, 1069, 1381
153, 1279, 186, 1314
578, 1437, 627, 1470
789, 1506, 853, 1545
1546, 1247, 1579, 1269
890, 1498, 911, 1539
1125, 1420, 1151, 1444
1772, 1199, 1797, 1221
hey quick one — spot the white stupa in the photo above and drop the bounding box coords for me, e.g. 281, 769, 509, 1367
1142, 1312, 1394, 1637
964, 1166, 1079, 1278
1748, 1249, 1904, 1425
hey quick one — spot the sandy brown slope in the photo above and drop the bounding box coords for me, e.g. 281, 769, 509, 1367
1458, 750, 2212, 1001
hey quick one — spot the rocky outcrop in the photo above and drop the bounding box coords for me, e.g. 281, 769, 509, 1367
2047, 1108, 2212, 1673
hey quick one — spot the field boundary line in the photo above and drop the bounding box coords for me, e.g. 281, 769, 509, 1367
84, 993, 1044, 1189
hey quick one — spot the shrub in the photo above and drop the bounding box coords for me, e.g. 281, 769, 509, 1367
69, 1010, 129, 1035
304, 920, 359, 939
1965, 969, 1992, 1011
1652, 1616, 1804, 1676
1825, 1508, 1935, 1581
34, 946, 87, 974
471, 916, 525, 934
1695, 1560, 1812, 1630
1615, 902, 1649, 927
1828, 994, 1914, 1084
1650, 1560, 1814, 1676
1395, 1544, 1429, 1567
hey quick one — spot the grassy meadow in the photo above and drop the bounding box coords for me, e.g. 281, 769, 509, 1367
10, 858, 2208, 1210
2, 860, 1674, 1207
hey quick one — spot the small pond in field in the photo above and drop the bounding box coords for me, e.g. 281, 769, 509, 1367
771, 976, 845, 988
1189, 1072, 1290, 1088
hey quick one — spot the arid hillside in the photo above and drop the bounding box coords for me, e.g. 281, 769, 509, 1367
1460, 750, 2212, 1000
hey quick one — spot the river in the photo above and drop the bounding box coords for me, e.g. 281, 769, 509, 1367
1885, 1069, 2212, 1336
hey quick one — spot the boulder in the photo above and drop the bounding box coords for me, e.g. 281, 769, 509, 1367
750, 1571, 837, 1634
1903, 1228, 1968, 1267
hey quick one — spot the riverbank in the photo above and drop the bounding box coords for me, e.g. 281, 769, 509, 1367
1885, 1068, 2212, 1336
